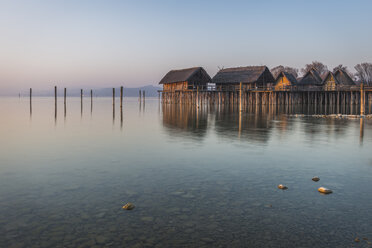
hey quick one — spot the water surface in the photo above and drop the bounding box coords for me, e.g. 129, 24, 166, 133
1, 97, 372, 247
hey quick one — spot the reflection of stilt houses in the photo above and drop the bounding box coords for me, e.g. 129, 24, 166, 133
212, 66, 275, 90
323, 69, 355, 90
274, 71, 297, 90
297, 68, 323, 89
161, 104, 208, 139
159, 67, 211, 91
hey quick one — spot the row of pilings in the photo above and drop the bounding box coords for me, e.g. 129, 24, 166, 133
161, 90, 370, 106
161, 89, 370, 114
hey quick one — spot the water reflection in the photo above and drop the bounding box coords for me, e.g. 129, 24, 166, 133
161, 103, 365, 144
360, 117, 365, 145
120, 104, 123, 130
162, 104, 208, 140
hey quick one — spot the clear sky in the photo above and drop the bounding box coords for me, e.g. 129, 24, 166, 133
0, 0, 372, 93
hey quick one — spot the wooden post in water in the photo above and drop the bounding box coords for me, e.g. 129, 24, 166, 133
54, 86, 57, 121
30, 88, 32, 115
239, 82, 242, 112
90, 89, 93, 114
80, 89, 83, 116
139, 90, 142, 102
360, 83, 365, 115
197, 86, 199, 108
120, 86, 123, 109
64, 88, 66, 118
64, 88, 66, 105
142, 90, 145, 101
54, 86, 57, 107
112, 88, 115, 106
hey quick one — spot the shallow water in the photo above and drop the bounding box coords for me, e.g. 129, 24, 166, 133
1, 97, 372, 248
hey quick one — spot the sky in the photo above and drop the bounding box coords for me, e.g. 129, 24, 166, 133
0, 0, 372, 94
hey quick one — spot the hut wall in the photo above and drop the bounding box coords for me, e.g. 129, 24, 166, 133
323, 74, 336, 90
275, 76, 291, 90
163, 82, 188, 92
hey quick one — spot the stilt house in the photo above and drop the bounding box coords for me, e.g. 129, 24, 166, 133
159, 67, 211, 92
212, 66, 275, 90
298, 68, 323, 88
323, 69, 355, 90
275, 71, 298, 90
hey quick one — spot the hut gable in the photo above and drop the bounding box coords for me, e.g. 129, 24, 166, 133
334, 69, 355, 85
322, 71, 339, 84
159, 67, 211, 85
299, 68, 323, 86
322, 69, 355, 88
275, 71, 297, 90
212, 66, 275, 86
276, 71, 298, 85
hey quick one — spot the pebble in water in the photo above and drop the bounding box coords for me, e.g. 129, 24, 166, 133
354, 237, 360, 242
122, 203, 135, 210
312, 176, 320, 182
277, 184, 288, 190
318, 187, 332, 194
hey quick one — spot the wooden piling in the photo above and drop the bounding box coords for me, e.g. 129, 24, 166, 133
64, 88, 66, 105
139, 90, 142, 101
120, 86, 123, 109
112, 88, 115, 106
81, 89, 83, 115
30, 88, 32, 115
64, 88, 67, 118
54, 86, 57, 106
55, 86, 57, 122
239, 82, 242, 112
361, 83, 365, 115
197, 86, 199, 108
90, 89, 93, 114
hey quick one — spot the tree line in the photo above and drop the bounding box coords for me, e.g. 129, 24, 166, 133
270, 61, 372, 85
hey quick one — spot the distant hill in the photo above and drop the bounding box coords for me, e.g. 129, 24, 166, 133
16, 85, 162, 97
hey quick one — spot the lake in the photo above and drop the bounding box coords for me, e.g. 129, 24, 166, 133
1, 97, 372, 247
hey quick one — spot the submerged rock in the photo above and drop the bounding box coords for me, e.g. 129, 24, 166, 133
140, 216, 154, 222
318, 187, 332, 194
122, 203, 135, 210
277, 184, 288, 190
312, 176, 320, 182
354, 237, 360, 242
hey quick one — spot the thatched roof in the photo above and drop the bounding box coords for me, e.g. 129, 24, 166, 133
159, 67, 211, 84
334, 69, 355, 85
298, 68, 323, 85
276, 71, 298, 84
212, 66, 275, 84
322, 69, 355, 86
322, 71, 338, 84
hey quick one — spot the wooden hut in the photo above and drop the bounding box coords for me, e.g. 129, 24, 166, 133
159, 67, 211, 92
274, 71, 298, 90
212, 66, 275, 90
323, 69, 355, 90
297, 68, 323, 88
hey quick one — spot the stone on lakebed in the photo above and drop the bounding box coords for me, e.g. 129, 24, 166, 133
312, 176, 320, 182
318, 187, 332, 194
122, 203, 135, 210
277, 184, 288, 190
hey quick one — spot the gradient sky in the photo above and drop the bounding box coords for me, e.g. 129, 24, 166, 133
1, 0, 372, 93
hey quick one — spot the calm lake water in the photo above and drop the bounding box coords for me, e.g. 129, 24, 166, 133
1, 97, 372, 248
